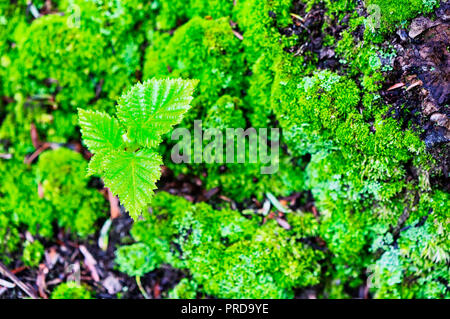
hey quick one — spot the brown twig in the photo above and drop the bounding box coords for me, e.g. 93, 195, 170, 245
107, 188, 121, 219
0, 261, 39, 299
24, 142, 50, 165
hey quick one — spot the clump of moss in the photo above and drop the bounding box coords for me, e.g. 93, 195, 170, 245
204, 95, 246, 130
0, 158, 54, 239
0, 2, 28, 100
144, 16, 245, 123
57, 0, 156, 82
51, 282, 93, 299
0, 214, 20, 265
22, 240, 44, 268
233, 0, 293, 63
270, 65, 437, 291
11, 14, 105, 112
36, 148, 107, 237
115, 243, 159, 277
369, 190, 449, 298
120, 192, 324, 298
155, 0, 233, 30
273, 69, 427, 205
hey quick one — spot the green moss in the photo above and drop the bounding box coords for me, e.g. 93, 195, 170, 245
0, 158, 55, 238
273, 69, 427, 205
51, 282, 93, 299
22, 240, 44, 268
144, 16, 245, 123
204, 96, 246, 130
245, 54, 276, 128
233, 0, 292, 63
364, 0, 438, 34
368, 190, 449, 299
124, 192, 324, 298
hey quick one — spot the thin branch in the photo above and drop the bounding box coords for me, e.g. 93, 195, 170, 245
0, 262, 39, 299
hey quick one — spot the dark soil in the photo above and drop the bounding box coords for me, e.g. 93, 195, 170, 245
381, 2, 450, 191
0, 214, 187, 299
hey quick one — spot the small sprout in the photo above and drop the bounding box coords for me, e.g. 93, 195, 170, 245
78, 78, 198, 220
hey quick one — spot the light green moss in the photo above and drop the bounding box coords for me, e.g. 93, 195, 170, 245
36, 148, 107, 237
124, 192, 324, 298
22, 240, 44, 268
51, 282, 93, 299
156, 0, 233, 30
168, 278, 198, 299
115, 243, 159, 277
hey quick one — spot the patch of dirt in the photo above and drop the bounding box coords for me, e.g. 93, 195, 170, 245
0, 216, 185, 299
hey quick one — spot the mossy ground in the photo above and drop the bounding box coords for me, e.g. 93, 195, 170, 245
0, 0, 448, 299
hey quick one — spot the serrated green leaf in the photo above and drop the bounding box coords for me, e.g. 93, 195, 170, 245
87, 152, 105, 176
116, 78, 198, 148
78, 109, 125, 154
102, 149, 163, 220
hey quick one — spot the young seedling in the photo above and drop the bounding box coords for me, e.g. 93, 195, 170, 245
78, 78, 198, 220
115, 243, 158, 299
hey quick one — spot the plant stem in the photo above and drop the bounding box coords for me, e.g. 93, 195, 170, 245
136, 275, 149, 299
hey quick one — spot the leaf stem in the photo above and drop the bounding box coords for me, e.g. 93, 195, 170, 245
136, 275, 149, 299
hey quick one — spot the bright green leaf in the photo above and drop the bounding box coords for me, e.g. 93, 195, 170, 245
102, 149, 163, 220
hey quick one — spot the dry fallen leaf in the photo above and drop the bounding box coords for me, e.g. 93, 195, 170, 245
275, 217, 292, 230
153, 282, 161, 298
79, 245, 100, 282
387, 82, 405, 91
30, 123, 42, 149
408, 16, 441, 39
